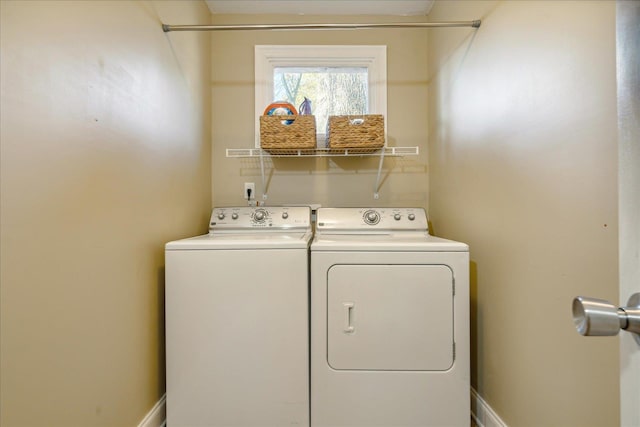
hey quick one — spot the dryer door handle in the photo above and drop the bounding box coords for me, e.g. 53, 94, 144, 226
343, 302, 355, 333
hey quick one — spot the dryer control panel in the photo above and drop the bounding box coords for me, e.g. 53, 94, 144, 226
209, 206, 311, 231
316, 208, 428, 232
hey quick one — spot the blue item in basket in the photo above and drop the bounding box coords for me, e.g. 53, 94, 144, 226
264, 101, 297, 125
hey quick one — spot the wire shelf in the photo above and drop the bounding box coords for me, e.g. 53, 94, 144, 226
225, 146, 419, 158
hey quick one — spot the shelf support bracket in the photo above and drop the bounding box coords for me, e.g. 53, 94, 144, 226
373, 148, 386, 199
259, 149, 268, 201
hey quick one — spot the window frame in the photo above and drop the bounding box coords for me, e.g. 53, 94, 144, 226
254, 45, 387, 148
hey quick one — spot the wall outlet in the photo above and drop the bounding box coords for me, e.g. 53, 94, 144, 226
244, 182, 255, 200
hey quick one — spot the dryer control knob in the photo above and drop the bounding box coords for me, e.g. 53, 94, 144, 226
394, 213, 401, 221
364, 210, 380, 225
231, 213, 239, 220
282, 212, 289, 219
217, 212, 225, 220
408, 213, 416, 221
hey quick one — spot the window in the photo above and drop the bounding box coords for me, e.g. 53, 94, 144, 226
273, 66, 369, 133
255, 45, 387, 147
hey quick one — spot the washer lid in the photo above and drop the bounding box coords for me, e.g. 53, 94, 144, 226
166, 231, 313, 250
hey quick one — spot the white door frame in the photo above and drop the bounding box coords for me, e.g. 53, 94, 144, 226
616, 1, 640, 426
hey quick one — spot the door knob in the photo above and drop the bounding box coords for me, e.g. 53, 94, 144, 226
572, 293, 640, 336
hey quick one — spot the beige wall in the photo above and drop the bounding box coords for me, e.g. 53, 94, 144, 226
428, 1, 619, 426
0, 1, 211, 426
211, 14, 429, 207
1, 1, 624, 425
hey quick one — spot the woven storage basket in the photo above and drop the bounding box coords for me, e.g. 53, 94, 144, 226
260, 115, 316, 152
327, 115, 385, 151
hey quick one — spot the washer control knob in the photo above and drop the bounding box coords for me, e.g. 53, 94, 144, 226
363, 210, 380, 225
231, 213, 239, 220
394, 213, 401, 221
254, 209, 267, 222
282, 212, 289, 219
408, 213, 416, 221
217, 212, 225, 220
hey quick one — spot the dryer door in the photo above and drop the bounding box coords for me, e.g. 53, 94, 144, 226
327, 264, 454, 371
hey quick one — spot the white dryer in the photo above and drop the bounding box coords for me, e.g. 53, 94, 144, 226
310, 207, 470, 427
165, 206, 311, 427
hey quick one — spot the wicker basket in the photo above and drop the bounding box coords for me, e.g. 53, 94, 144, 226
260, 115, 316, 152
327, 115, 385, 151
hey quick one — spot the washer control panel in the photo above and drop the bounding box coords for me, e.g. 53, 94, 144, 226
209, 206, 311, 230
317, 208, 428, 232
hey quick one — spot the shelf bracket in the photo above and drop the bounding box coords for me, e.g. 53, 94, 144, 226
373, 148, 386, 199
259, 149, 268, 201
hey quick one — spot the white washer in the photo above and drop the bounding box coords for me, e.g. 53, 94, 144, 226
165, 206, 311, 427
311, 207, 470, 427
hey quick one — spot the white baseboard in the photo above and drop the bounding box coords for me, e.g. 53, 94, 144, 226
139, 389, 500, 427
138, 394, 166, 427
471, 387, 508, 427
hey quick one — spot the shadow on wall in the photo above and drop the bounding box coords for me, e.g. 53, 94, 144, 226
238, 157, 427, 176
469, 260, 480, 391
157, 267, 166, 396
426, 1, 501, 87
235, 156, 428, 201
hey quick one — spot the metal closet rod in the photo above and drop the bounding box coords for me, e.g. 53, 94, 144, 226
162, 20, 481, 32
